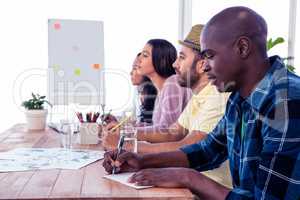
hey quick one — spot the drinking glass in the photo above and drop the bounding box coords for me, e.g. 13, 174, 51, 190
60, 120, 76, 149
121, 123, 137, 153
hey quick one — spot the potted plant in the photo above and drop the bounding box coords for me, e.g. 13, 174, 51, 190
22, 93, 52, 130
267, 37, 295, 73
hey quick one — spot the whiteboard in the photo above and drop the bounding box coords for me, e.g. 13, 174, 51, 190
48, 19, 105, 105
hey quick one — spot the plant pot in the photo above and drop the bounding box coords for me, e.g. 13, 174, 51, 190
25, 109, 48, 130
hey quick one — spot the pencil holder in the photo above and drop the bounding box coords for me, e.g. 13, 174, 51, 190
78, 123, 100, 144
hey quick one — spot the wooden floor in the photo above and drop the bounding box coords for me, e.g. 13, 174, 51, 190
0, 124, 194, 200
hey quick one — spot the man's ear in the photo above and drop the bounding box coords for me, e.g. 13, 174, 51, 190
235, 36, 251, 59
196, 59, 206, 74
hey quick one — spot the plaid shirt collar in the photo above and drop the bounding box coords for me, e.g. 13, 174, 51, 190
231, 56, 285, 111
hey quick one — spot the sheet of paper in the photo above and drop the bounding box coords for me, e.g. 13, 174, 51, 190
103, 172, 153, 189
0, 148, 105, 172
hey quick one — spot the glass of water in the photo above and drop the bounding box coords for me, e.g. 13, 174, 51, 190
121, 123, 137, 153
60, 120, 76, 149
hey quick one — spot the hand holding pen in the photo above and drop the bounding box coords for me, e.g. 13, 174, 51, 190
101, 109, 117, 125
102, 148, 143, 174
112, 134, 125, 174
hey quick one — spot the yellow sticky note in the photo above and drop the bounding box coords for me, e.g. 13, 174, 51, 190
53, 64, 60, 72
74, 68, 81, 76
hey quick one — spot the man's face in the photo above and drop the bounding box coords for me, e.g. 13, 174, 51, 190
200, 30, 240, 92
173, 46, 200, 88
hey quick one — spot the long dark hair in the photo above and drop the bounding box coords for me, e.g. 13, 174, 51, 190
147, 39, 177, 78
138, 76, 157, 123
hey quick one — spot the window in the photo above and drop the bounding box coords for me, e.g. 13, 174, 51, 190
192, 0, 291, 60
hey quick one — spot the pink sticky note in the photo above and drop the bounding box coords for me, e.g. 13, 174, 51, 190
54, 22, 61, 30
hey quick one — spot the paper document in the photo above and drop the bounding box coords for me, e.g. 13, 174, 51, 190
103, 172, 153, 189
0, 148, 104, 172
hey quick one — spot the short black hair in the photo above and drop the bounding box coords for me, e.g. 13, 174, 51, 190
147, 39, 177, 78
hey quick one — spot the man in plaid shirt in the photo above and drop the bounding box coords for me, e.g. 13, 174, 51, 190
103, 6, 300, 199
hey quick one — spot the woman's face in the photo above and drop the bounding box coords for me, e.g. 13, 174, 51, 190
130, 66, 144, 86
136, 44, 156, 77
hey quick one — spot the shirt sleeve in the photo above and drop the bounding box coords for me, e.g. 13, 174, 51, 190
180, 116, 228, 171
194, 93, 229, 133
226, 99, 300, 200
158, 77, 191, 127
137, 76, 191, 132
177, 99, 192, 130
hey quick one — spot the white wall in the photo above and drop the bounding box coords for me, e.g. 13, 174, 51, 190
0, 0, 178, 132
0, 0, 298, 132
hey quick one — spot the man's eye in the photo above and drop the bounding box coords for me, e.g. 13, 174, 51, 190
179, 55, 185, 60
204, 52, 214, 59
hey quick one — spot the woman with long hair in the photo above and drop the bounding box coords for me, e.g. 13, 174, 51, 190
130, 52, 157, 124
102, 39, 192, 150
135, 39, 192, 130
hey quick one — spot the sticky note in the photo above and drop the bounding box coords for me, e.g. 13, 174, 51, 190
52, 64, 60, 72
92, 63, 101, 70
74, 68, 81, 76
54, 22, 61, 30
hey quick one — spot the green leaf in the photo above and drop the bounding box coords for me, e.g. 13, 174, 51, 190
282, 56, 294, 61
44, 100, 53, 107
32, 93, 37, 100
267, 38, 273, 51
272, 37, 284, 47
21, 93, 51, 109
286, 65, 295, 73
267, 37, 285, 51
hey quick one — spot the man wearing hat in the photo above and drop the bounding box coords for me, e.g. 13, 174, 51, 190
103, 7, 300, 199
103, 24, 229, 147
103, 24, 231, 187
138, 24, 231, 187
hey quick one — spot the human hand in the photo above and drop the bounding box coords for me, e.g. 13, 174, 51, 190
128, 167, 193, 188
101, 114, 118, 124
102, 122, 120, 151
102, 150, 143, 174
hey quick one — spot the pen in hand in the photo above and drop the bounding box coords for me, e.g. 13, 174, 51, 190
112, 134, 125, 174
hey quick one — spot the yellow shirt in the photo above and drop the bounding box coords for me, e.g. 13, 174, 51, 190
178, 83, 229, 133
178, 83, 232, 188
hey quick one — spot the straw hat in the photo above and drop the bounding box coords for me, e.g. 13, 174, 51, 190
179, 24, 204, 51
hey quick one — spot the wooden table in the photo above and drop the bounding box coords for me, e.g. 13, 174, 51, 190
0, 124, 194, 200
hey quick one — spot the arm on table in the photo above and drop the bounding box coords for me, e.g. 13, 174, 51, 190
136, 122, 189, 143
137, 130, 207, 153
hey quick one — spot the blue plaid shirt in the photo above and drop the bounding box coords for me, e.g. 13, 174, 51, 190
181, 56, 300, 200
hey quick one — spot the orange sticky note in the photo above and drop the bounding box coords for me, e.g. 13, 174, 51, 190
92, 63, 101, 70
54, 22, 61, 30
